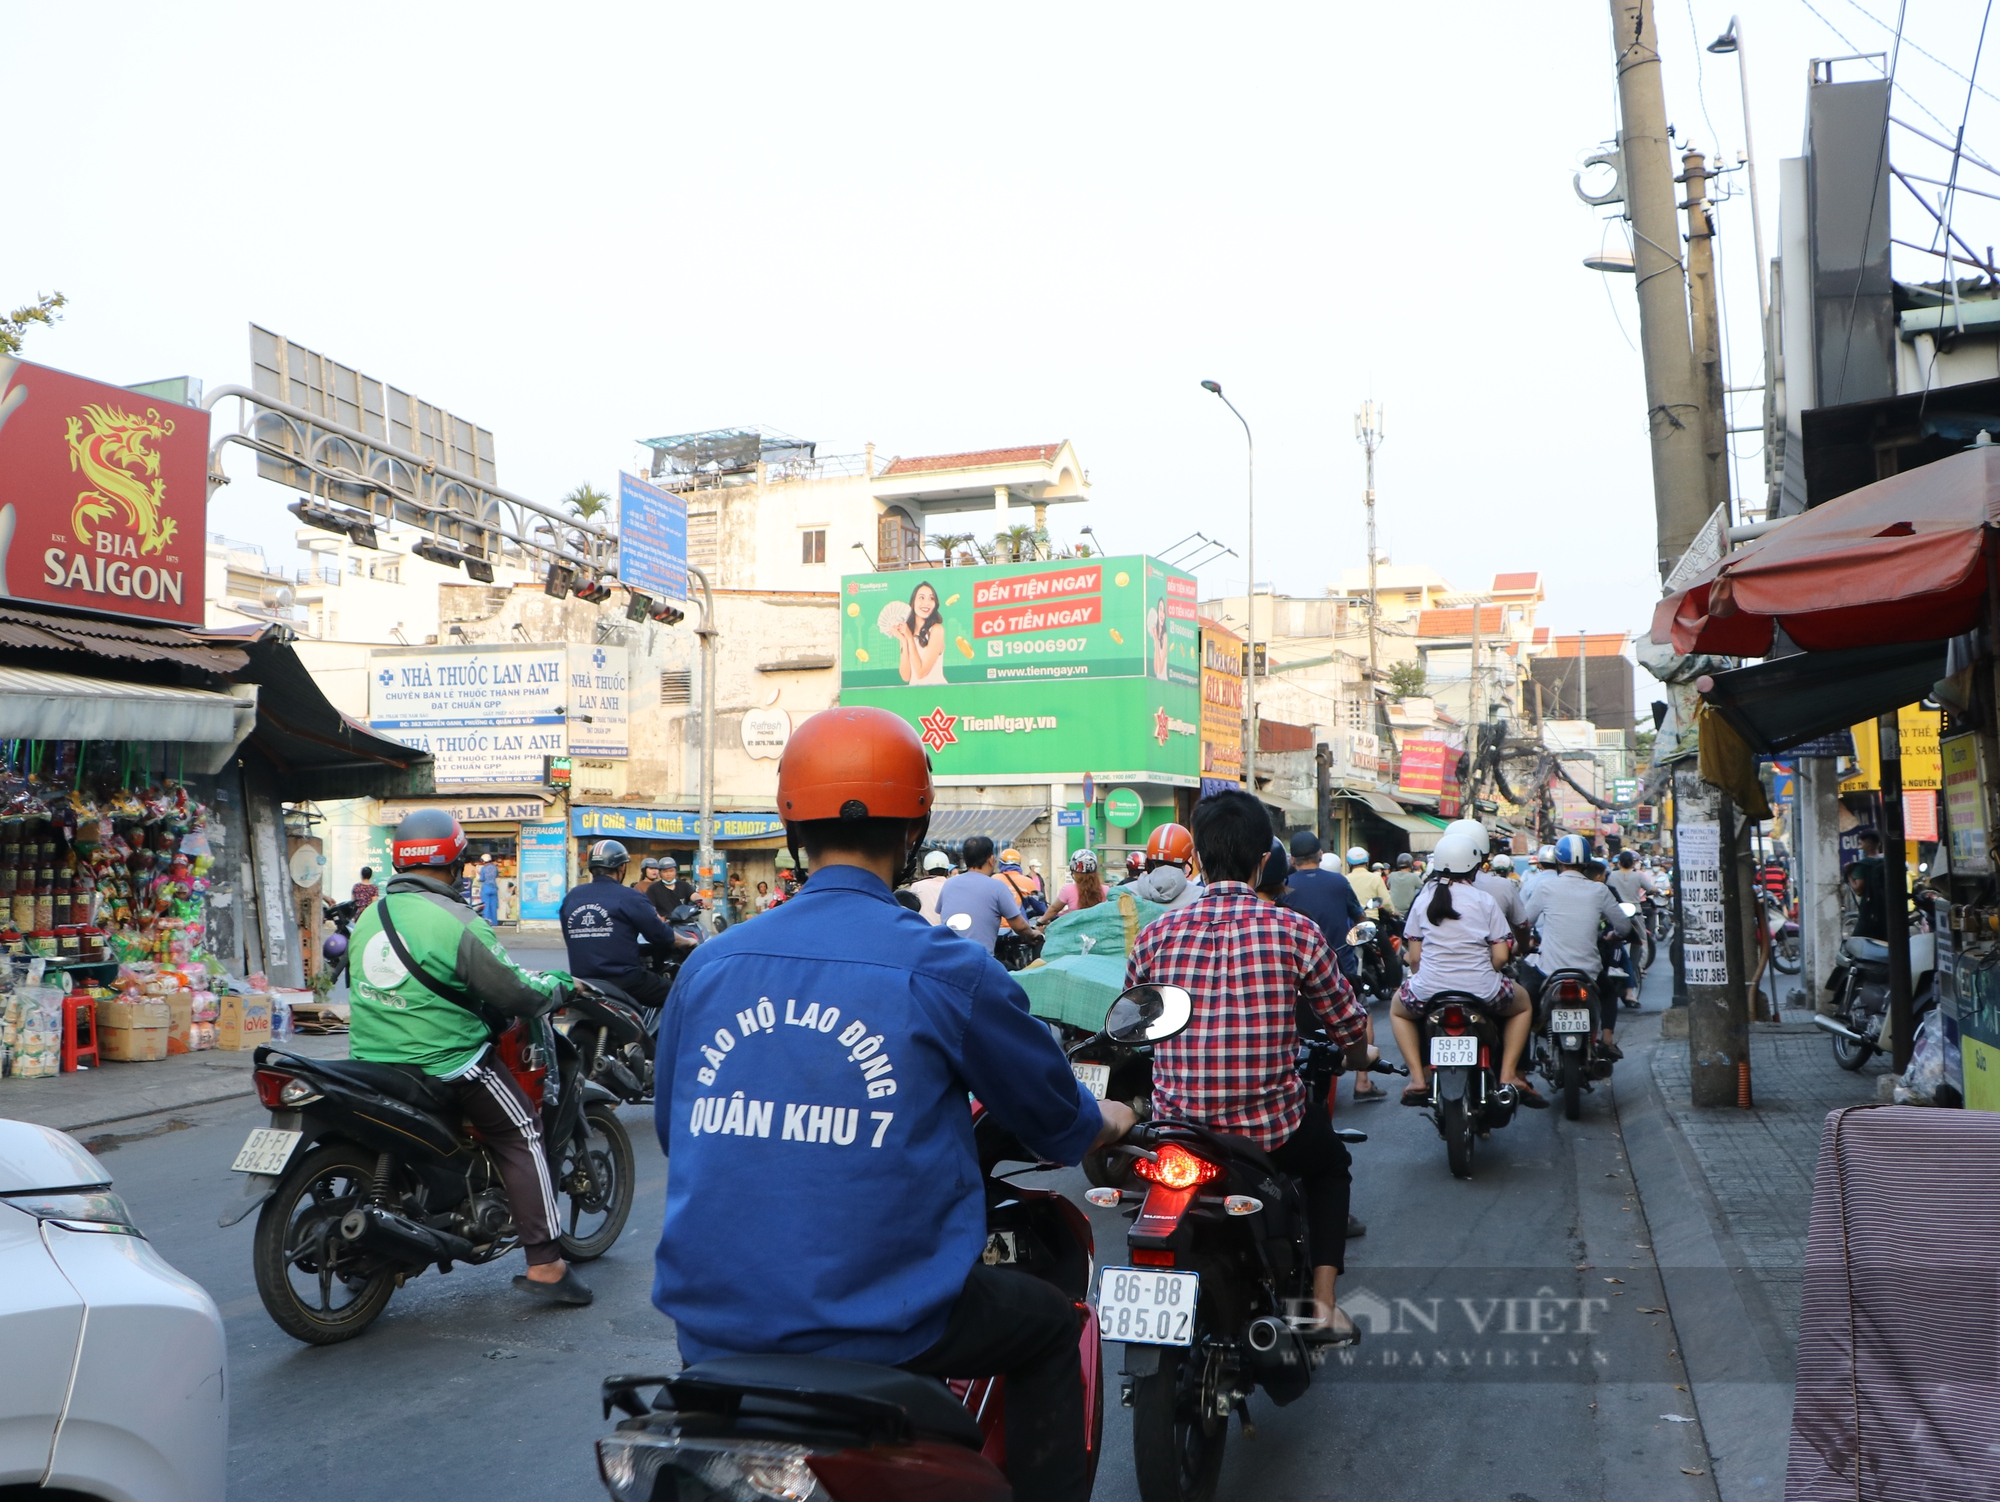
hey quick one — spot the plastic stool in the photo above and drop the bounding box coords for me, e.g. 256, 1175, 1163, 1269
61, 994, 99, 1073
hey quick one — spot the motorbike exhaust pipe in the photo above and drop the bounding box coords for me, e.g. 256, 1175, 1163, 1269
1810, 1013, 1872, 1047
339, 1204, 480, 1268
592, 1053, 644, 1097
1245, 1317, 1305, 1367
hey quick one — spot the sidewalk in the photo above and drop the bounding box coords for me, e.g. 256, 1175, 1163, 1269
1619, 980, 1879, 1502
0, 934, 575, 1136
0, 1031, 353, 1134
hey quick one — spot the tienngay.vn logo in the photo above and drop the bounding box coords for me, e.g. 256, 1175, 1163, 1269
960, 712, 1057, 734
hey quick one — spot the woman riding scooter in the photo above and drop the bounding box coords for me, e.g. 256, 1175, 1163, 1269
1390, 832, 1545, 1108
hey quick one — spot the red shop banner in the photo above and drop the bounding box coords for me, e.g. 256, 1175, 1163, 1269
0, 357, 210, 627
1397, 738, 1449, 798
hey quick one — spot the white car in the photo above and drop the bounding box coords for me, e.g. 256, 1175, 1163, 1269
0, 1119, 226, 1501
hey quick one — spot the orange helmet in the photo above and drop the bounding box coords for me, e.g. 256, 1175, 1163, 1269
1146, 822, 1195, 868
777, 707, 934, 823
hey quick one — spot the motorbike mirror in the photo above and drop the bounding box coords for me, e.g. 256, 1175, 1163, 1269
1347, 921, 1378, 946
1103, 984, 1194, 1045
1619, 903, 1638, 917
945, 912, 974, 934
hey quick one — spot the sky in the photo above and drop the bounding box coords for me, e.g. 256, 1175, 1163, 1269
10, 1, 2000, 652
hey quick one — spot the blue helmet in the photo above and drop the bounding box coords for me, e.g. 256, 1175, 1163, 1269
1553, 834, 1593, 867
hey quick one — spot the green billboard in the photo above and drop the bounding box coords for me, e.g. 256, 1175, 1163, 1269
839, 554, 1198, 690
844, 677, 1201, 782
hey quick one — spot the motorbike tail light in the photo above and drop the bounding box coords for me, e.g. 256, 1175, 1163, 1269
1130, 1247, 1177, 1267
1084, 1187, 1122, 1207
597, 1435, 822, 1502
1440, 1004, 1469, 1035
254, 1069, 297, 1109
1555, 978, 1589, 1005
1131, 1143, 1223, 1192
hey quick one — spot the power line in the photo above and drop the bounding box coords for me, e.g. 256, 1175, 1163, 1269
1838, 0, 2000, 106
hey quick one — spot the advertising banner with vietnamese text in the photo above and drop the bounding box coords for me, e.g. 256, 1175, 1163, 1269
368, 643, 567, 783
0, 356, 210, 626
1199, 622, 1244, 789
845, 676, 1201, 782
839, 554, 1197, 689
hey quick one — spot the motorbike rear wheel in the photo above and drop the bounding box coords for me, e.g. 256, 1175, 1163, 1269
252, 1141, 399, 1345
554, 1103, 634, 1260
1773, 931, 1803, 974
1832, 1027, 1873, 1072
1560, 1052, 1583, 1121
1440, 1092, 1476, 1179
1131, 1323, 1227, 1502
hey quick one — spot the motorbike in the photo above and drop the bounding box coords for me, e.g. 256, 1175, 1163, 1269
1531, 967, 1611, 1121
223, 1015, 634, 1345
320, 898, 358, 987
1419, 991, 1519, 1179
633, 901, 705, 990
1092, 1005, 1397, 1502
1768, 893, 1802, 975
1644, 888, 1676, 950
995, 927, 1047, 972
1813, 895, 1939, 1070
591, 987, 1189, 1502
1348, 909, 1405, 1001
561, 978, 659, 1106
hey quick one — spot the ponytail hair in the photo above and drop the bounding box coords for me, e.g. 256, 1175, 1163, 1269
1424, 866, 1478, 926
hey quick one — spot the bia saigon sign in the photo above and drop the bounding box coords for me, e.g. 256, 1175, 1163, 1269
0, 357, 210, 627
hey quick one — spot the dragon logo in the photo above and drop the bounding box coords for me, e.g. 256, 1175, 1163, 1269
65, 403, 179, 557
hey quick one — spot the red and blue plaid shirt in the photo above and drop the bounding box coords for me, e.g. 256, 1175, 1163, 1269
1125, 881, 1366, 1147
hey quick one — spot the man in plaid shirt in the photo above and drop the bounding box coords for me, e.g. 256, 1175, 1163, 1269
1126, 790, 1372, 1342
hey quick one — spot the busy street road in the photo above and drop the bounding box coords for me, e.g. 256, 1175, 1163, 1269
84, 956, 1716, 1502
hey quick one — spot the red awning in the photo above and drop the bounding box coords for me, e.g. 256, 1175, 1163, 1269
1651, 446, 2000, 655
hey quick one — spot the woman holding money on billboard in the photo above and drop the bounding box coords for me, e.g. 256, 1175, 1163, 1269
888, 579, 948, 686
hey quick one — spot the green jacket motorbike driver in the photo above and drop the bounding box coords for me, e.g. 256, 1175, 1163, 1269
346, 808, 592, 1306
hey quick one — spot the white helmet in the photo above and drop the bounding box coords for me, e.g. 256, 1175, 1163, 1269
1430, 831, 1484, 876
1490, 852, 1515, 872
1346, 846, 1370, 865
922, 849, 952, 873
1442, 818, 1490, 856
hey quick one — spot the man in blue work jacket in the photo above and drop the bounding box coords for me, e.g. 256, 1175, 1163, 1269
560, 839, 685, 1009
653, 707, 1135, 1502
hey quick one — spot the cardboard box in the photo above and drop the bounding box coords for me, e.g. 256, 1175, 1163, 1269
218, 993, 272, 1052
101, 1022, 169, 1062
166, 993, 195, 1054
99, 997, 171, 1032
288, 1000, 350, 1035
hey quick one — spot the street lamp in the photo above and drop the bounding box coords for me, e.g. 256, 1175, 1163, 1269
1201, 380, 1256, 792
1707, 16, 1769, 323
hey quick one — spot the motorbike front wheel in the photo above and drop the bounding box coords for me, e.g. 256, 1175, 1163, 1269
554, 1103, 635, 1260
1131, 1320, 1227, 1502
252, 1141, 399, 1345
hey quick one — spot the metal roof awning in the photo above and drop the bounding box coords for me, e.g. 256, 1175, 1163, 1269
0, 666, 253, 744
1330, 787, 1407, 817
1374, 811, 1445, 851
1698, 639, 1949, 756
1257, 789, 1319, 819
925, 805, 1046, 848
0, 605, 250, 675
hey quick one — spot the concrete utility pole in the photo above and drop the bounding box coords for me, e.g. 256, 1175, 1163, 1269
1608, 0, 1711, 580
1356, 402, 1384, 695
1202, 381, 1257, 789
1681, 149, 1733, 518
689, 565, 721, 925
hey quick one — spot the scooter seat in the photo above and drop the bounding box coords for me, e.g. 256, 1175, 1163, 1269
299, 1056, 459, 1115
677, 1354, 986, 1450
1842, 936, 1890, 964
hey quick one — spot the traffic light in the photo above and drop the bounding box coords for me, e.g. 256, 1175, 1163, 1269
649, 601, 685, 626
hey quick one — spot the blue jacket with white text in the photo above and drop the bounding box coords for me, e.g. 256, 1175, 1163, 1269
652, 864, 1103, 1365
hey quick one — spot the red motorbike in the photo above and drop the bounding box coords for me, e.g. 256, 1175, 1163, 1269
592, 985, 1193, 1502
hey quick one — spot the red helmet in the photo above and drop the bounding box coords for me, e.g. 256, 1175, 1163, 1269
391, 808, 467, 871
1146, 822, 1195, 868
777, 707, 933, 823
1125, 851, 1146, 877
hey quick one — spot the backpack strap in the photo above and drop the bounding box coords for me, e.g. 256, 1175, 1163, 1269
375, 895, 502, 1034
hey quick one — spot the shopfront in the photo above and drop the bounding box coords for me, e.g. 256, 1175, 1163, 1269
570, 806, 787, 921
373, 795, 561, 925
